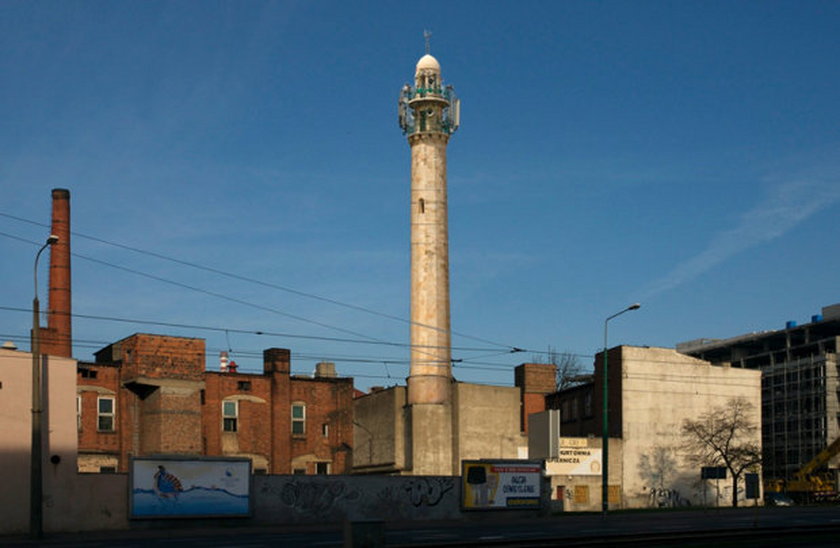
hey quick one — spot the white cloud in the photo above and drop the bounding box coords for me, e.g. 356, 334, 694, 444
638, 159, 840, 300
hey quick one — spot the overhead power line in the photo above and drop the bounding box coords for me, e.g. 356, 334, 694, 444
0, 212, 520, 350
0, 229, 452, 364
0, 305, 511, 353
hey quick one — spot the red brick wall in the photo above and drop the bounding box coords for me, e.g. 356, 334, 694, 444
202, 372, 273, 469
101, 334, 205, 381
77, 364, 121, 457
289, 377, 354, 474
79, 343, 355, 475
521, 392, 548, 434
514, 363, 557, 433
139, 386, 202, 455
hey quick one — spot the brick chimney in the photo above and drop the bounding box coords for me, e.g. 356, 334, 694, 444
263, 348, 291, 374
515, 362, 557, 434
41, 188, 72, 357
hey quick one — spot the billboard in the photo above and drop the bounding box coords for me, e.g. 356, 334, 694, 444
130, 456, 251, 519
461, 460, 543, 510
545, 445, 602, 476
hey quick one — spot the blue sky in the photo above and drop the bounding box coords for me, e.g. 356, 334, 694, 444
2, 1, 839, 389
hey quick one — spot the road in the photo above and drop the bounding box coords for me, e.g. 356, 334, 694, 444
4, 506, 840, 547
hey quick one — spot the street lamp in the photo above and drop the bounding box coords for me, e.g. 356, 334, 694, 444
31, 234, 58, 539
602, 302, 640, 517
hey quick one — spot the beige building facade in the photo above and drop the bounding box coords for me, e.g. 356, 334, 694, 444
0, 347, 125, 534
353, 382, 531, 475
353, 363, 555, 475
534, 346, 762, 510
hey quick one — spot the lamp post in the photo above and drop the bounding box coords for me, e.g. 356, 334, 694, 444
31, 234, 58, 539
601, 302, 640, 517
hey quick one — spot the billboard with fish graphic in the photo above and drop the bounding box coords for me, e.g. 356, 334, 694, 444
130, 457, 251, 518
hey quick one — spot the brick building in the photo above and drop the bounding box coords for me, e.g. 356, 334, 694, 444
515, 362, 558, 434
76, 333, 353, 475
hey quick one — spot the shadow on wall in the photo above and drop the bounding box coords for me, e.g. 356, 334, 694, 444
636, 446, 694, 508
0, 462, 129, 535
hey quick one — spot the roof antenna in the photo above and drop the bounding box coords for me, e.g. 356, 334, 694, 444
424, 29, 432, 55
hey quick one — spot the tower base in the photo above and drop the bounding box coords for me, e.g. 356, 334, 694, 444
406, 402, 455, 475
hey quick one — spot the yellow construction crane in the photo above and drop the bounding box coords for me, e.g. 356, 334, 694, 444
766, 436, 840, 501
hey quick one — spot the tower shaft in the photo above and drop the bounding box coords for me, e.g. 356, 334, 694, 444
398, 51, 461, 475
408, 132, 451, 404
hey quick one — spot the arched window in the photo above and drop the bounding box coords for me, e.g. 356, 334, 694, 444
419, 198, 425, 214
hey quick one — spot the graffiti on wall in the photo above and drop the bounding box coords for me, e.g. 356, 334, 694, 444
637, 446, 695, 508
403, 477, 454, 507
645, 487, 690, 508
259, 476, 459, 522
637, 446, 677, 491
262, 479, 361, 518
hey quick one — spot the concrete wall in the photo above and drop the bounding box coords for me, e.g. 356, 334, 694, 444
354, 383, 529, 476
4, 470, 551, 534
539, 346, 763, 510
353, 386, 406, 473
453, 383, 527, 464
0, 349, 80, 534
255, 474, 461, 523
618, 346, 762, 509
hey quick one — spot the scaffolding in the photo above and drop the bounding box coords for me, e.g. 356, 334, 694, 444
681, 316, 840, 485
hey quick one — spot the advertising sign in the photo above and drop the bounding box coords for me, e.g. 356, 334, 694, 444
130, 457, 251, 519
461, 460, 543, 510
546, 447, 602, 476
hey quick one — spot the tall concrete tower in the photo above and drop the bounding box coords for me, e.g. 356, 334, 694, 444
399, 51, 460, 474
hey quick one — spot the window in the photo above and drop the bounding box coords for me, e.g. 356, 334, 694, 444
418, 198, 425, 213
291, 403, 306, 435
77, 395, 82, 431
322, 423, 329, 437
561, 400, 572, 423
223, 400, 238, 432
237, 381, 251, 391
573, 485, 589, 504
316, 462, 330, 475
97, 397, 115, 432
79, 368, 98, 379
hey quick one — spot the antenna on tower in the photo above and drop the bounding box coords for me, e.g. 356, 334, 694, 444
424, 30, 432, 54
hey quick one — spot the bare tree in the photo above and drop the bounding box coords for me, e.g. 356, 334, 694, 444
681, 397, 761, 507
532, 347, 588, 391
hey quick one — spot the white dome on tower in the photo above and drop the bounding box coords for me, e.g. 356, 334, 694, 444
415, 54, 440, 74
